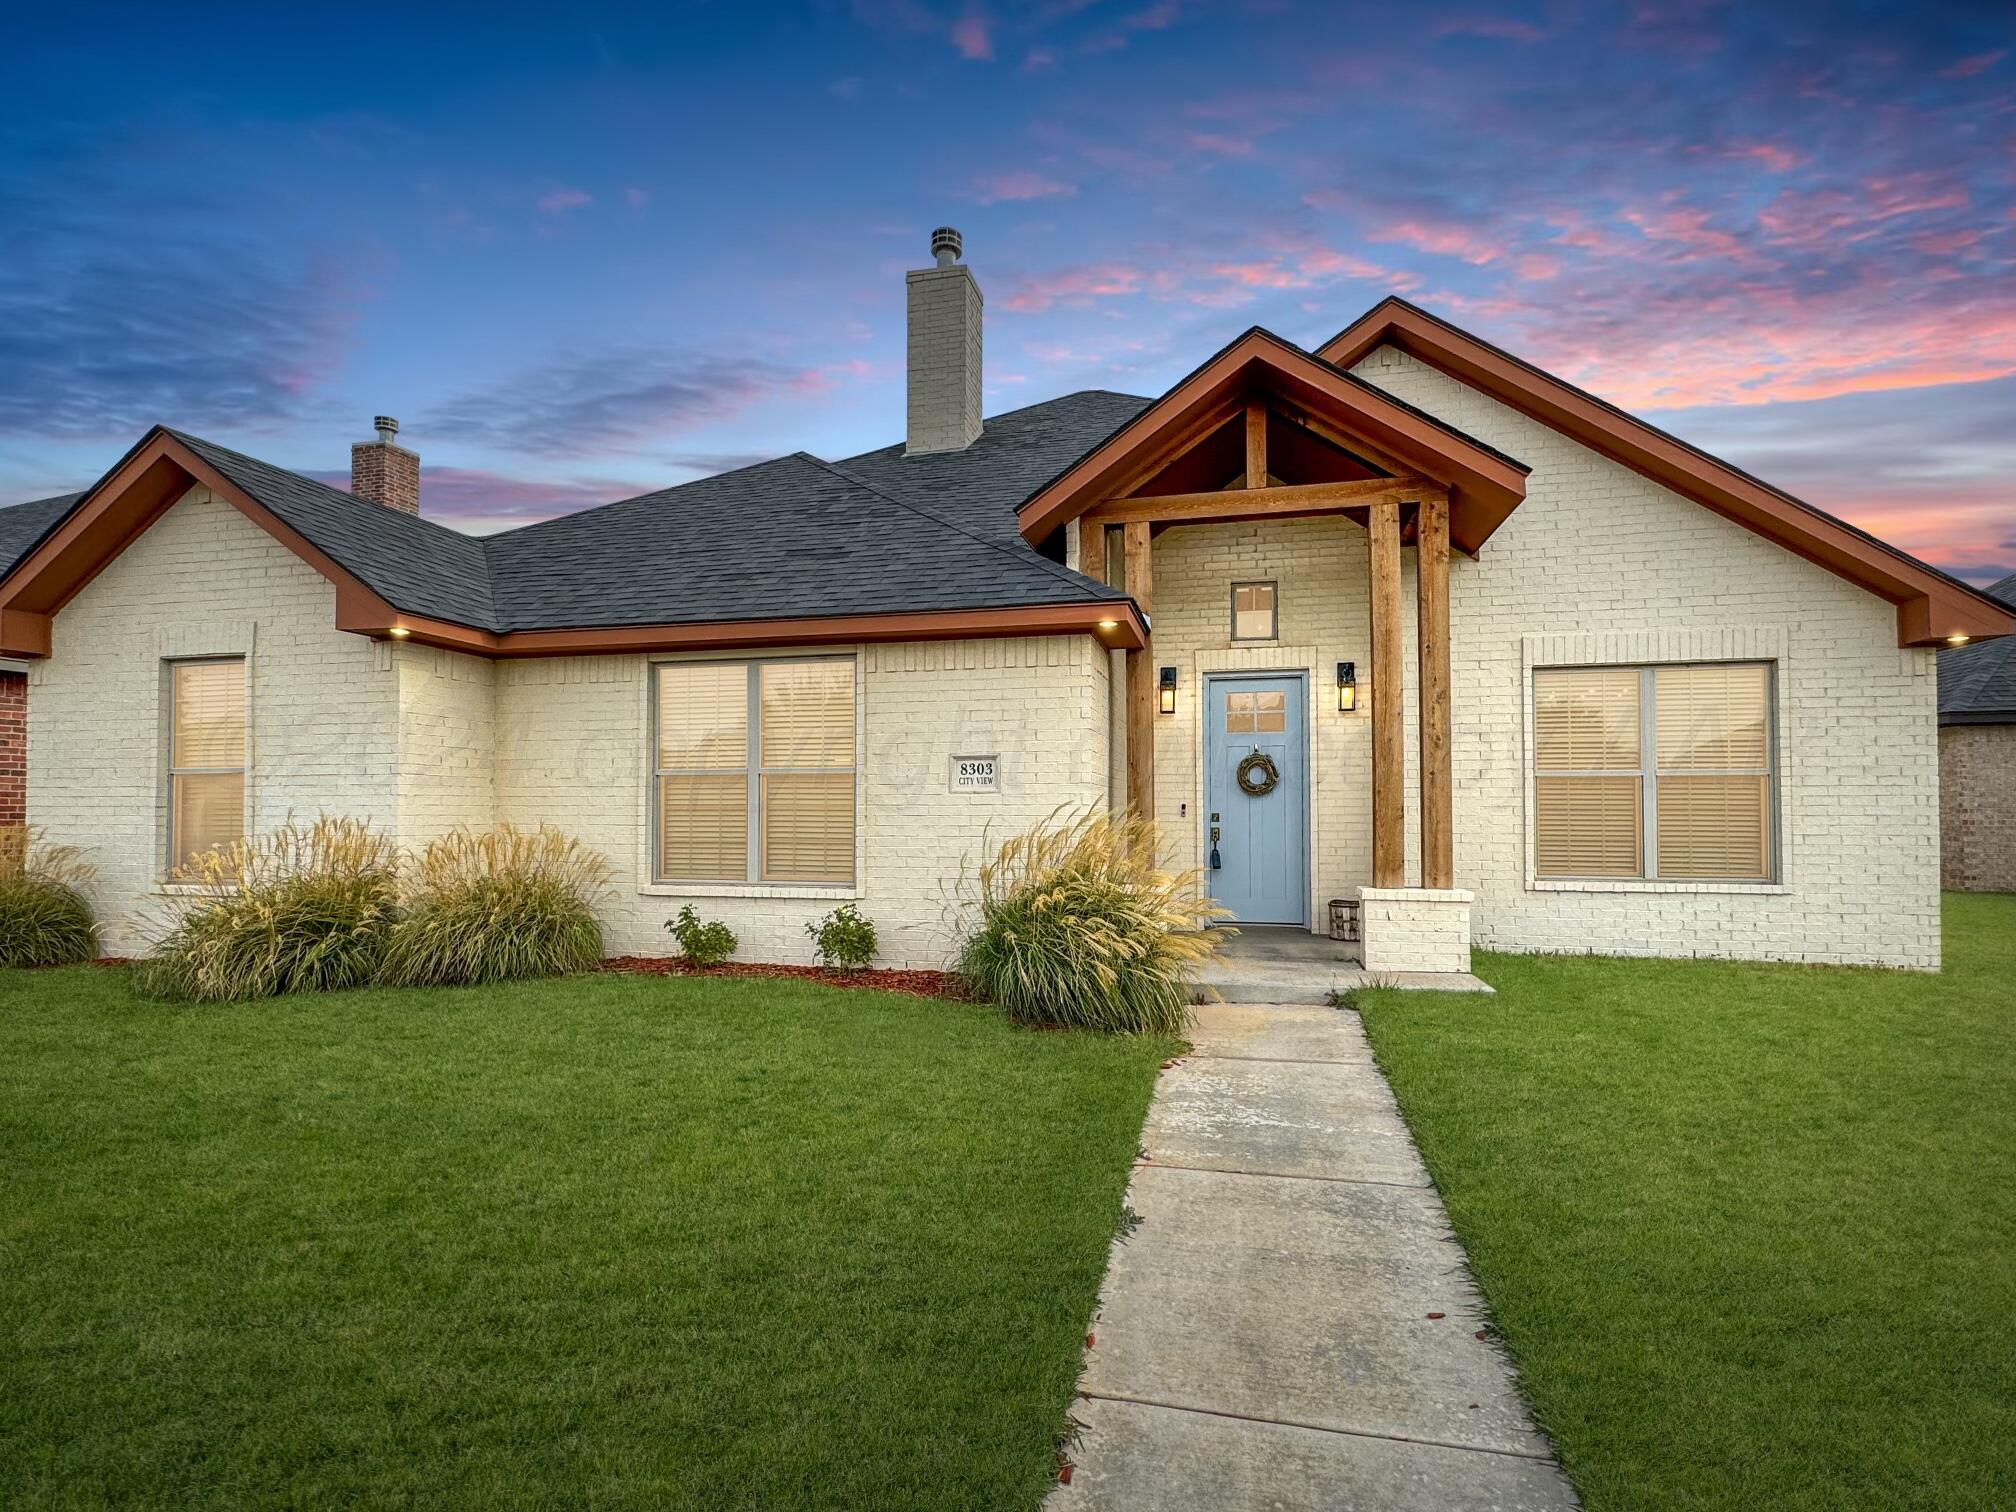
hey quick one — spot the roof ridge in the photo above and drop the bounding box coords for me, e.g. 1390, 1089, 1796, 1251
805, 452, 1115, 603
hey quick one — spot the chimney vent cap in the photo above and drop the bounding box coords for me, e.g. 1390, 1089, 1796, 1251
373, 415, 400, 442
930, 226, 963, 266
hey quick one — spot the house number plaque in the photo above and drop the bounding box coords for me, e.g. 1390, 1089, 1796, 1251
950, 755, 1000, 792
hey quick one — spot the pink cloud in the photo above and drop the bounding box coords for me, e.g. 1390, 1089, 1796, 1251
535, 188, 593, 215
1186, 132, 1257, 157
1941, 49, 2006, 79
999, 263, 1146, 313
951, 7, 992, 60
1433, 15, 1545, 43
1724, 140, 1807, 173
968, 170, 1076, 204
1022, 47, 1055, 71
1619, 202, 1755, 263
622, 187, 649, 209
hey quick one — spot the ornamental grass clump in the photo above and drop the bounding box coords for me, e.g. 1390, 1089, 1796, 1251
0, 826, 100, 968
135, 816, 400, 1002
955, 807, 1229, 1035
377, 825, 611, 988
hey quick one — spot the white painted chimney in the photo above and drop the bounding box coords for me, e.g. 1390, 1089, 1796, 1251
905, 226, 983, 455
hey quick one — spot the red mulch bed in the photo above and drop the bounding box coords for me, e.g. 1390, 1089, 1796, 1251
599, 957, 972, 1001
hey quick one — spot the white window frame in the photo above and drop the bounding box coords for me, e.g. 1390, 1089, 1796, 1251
649, 654, 859, 890
1531, 659, 1779, 886
163, 654, 248, 877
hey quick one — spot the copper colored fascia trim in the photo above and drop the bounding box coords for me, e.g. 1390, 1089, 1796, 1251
1015, 330, 1526, 554
1319, 300, 2016, 648
374, 600, 1150, 658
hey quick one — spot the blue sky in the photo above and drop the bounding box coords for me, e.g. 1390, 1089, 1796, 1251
2, 1, 2011, 580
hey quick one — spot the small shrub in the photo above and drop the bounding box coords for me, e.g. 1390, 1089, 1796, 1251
378, 826, 611, 988
954, 806, 1229, 1035
805, 904, 876, 970
667, 905, 737, 967
0, 826, 99, 968
135, 816, 400, 1002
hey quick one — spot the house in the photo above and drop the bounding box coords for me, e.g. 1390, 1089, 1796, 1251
2, 228, 2010, 973
1938, 572, 2016, 892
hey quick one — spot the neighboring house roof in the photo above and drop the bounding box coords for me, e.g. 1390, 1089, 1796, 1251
1318, 297, 2014, 647
1939, 573, 2016, 724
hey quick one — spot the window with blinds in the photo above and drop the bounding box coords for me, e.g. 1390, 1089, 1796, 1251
167, 658, 246, 873
1533, 662, 1773, 882
654, 658, 856, 885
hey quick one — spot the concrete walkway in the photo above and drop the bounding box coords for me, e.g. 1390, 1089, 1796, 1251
1196, 926, 1494, 1002
1051, 1002, 1576, 1511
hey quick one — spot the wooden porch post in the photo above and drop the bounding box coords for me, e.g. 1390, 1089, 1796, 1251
1417, 492, 1453, 889
1368, 498, 1404, 887
1124, 521, 1155, 821
1081, 520, 1106, 583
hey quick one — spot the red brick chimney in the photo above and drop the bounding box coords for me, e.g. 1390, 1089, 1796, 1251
351, 415, 420, 515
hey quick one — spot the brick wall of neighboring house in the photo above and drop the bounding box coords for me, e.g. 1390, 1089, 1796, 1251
0, 669, 24, 826
1940, 725, 2016, 891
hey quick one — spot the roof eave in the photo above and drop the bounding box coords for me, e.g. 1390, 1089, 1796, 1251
1319, 298, 2016, 650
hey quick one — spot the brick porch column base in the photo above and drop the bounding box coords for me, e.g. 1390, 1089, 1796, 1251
1356, 886, 1473, 974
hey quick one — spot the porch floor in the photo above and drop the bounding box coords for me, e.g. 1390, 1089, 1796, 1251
1197, 926, 1492, 1001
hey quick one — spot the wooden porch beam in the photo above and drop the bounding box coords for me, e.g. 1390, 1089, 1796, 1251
1368, 498, 1405, 888
1245, 401, 1267, 487
1086, 475, 1435, 528
1123, 521, 1155, 822
1418, 492, 1453, 889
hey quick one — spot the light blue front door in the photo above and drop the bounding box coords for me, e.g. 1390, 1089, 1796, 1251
1205, 675, 1307, 925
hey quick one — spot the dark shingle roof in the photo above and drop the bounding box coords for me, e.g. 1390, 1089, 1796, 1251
836, 390, 1152, 541
1940, 573, 2016, 723
0, 491, 85, 580
483, 450, 1116, 632
3, 398, 1146, 637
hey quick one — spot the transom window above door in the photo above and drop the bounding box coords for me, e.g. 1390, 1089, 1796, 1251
1231, 582, 1278, 641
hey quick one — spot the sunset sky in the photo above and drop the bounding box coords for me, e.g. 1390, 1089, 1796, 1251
2, 2, 2010, 582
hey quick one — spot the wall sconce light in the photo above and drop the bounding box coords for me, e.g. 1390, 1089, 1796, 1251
1158, 666, 1178, 715
1336, 661, 1357, 713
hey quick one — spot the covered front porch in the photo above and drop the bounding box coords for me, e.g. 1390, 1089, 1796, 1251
1018, 329, 1529, 974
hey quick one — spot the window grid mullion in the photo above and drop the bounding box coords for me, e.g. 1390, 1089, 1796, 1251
1641, 666, 1657, 880
745, 663, 761, 884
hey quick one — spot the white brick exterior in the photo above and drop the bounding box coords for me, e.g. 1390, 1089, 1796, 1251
19, 340, 1943, 971
24, 492, 1109, 968
1358, 887, 1473, 974
27, 487, 399, 953
496, 637, 1109, 964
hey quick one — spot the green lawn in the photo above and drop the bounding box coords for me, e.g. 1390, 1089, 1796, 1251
0, 969, 1174, 1510
1357, 892, 2016, 1512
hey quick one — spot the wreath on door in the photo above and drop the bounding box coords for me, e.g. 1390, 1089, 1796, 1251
1236, 749, 1280, 797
